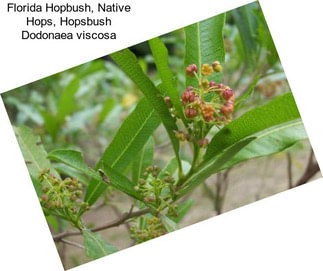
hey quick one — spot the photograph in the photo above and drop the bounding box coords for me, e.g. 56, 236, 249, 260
1, 1, 321, 269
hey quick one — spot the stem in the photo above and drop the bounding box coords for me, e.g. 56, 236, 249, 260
53, 208, 150, 242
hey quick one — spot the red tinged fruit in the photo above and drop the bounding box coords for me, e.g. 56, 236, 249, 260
186, 64, 197, 76
185, 107, 198, 118
223, 88, 233, 100
221, 102, 234, 116
181, 90, 196, 105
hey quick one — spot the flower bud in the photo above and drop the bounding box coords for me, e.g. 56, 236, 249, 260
185, 133, 195, 142
75, 190, 83, 198
41, 194, 49, 202
149, 195, 156, 202
198, 138, 209, 148
134, 185, 139, 191
186, 86, 194, 91
186, 64, 197, 76
164, 96, 172, 108
70, 194, 77, 201
164, 176, 174, 183
42, 186, 49, 193
175, 131, 186, 141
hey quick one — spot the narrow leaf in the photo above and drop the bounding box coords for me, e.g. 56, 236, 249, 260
14, 126, 58, 179
132, 137, 155, 184
97, 161, 142, 201
170, 199, 194, 223
83, 230, 118, 260
185, 13, 226, 87
48, 149, 100, 181
232, 4, 258, 67
149, 37, 187, 126
161, 215, 179, 232
97, 97, 115, 124
98, 98, 160, 172
158, 157, 178, 179
111, 49, 180, 169
48, 149, 141, 204
178, 138, 255, 198
205, 92, 300, 160
219, 119, 307, 170
57, 76, 80, 123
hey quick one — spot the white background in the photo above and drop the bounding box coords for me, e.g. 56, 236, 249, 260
0, 0, 323, 270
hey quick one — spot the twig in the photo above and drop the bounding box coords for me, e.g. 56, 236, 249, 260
61, 238, 85, 249
295, 149, 320, 187
53, 208, 150, 242
155, 141, 171, 150
287, 152, 293, 189
111, 204, 132, 234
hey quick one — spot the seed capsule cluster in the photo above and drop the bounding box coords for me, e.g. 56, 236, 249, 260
182, 61, 235, 124
165, 61, 235, 147
130, 216, 167, 244
38, 169, 89, 215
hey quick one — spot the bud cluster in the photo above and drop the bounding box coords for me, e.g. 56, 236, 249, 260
38, 169, 89, 217
134, 165, 177, 212
130, 216, 167, 244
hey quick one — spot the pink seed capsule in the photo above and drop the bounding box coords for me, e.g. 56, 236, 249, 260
186, 64, 198, 76
223, 88, 233, 100
185, 108, 198, 118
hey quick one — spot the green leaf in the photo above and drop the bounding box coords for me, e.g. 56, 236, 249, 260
48, 149, 107, 208
232, 4, 258, 68
132, 137, 155, 184
98, 98, 160, 173
111, 49, 181, 170
48, 149, 100, 180
219, 119, 307, 170
48, 149, 141, 204
83, 230, 118, 260
149, 37, 187, 126
54, 163, 89, 185
97, 97, 115, 124
205, 92, 301, 160
86, 99, 160, 206
178, 138, 255, 198
170, 199, 194, 223
97, 161, 142, 201
161, 215, 179, 232
158, 157, 178, 179
57, 76, 80, 123
40, 111, 60, 140
14, 126, 58, 179
184, 13, 226, 87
